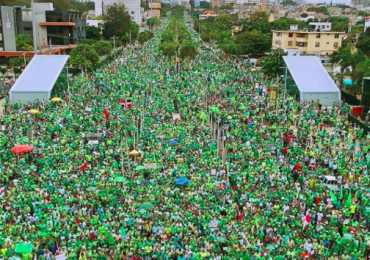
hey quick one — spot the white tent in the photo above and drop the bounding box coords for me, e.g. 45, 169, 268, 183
9, 55, 69, 104
283, 56, 341, 107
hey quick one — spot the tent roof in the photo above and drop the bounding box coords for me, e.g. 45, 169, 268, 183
10, 55, 69, 93
283, 56, 340, 93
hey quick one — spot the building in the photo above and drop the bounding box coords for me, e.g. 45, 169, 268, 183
351, 0, 369, 6
0, 6, 17, 51
272, 29, 344, 56
95, 0, 142, 26
199, 10, 218, 20
272, 29, 345, 69
0, 4, 85, 51
212, 0, 225, 8
365, 17, 370, 32
42, 10, 86, 46
309, 22, 331, 32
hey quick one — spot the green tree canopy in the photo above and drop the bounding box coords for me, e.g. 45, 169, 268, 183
86, 26, 102, 40
102, 3, 131, 40
16, 34, 33, 51
250, 11, 269, 23
92, 40, 112, 56
262, 49, 286, 76
70, 44, 99, 71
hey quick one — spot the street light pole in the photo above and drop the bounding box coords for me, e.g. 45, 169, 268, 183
31, 0, 38, 55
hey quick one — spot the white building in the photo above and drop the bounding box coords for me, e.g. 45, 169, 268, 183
95, 0, 141, 26
309, 22, 332, 32
365, 16, 370, 32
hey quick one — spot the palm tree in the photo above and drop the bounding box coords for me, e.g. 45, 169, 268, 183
330, 46, 365, 89
220, 40, 243, 56
180, 40, 198, 60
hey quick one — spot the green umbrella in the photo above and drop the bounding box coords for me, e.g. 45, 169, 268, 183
140, 202, 154, 210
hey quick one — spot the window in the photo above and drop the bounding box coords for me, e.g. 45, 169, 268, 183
131, 11, 135, 15
316, 34, 321, 39
315, 42, 320, 47
275, 40, 281, 46
335, 34, 339, 38
288, 32, 294, 38
277, 32, 282, 37
334, 42, 339, 48
288, 41, 293, 46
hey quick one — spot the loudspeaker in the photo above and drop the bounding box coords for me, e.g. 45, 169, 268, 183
363, 77, 370, 94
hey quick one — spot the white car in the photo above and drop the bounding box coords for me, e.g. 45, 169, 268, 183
322, 175, 339, 191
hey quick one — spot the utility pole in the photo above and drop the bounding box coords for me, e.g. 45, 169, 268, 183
31, 0, 37, 55
111, 35, 116, 51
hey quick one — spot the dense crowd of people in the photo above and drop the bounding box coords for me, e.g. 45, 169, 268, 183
1, 17, 370, 260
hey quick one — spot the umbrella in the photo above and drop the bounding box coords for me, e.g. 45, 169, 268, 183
129, 150, 139, 156
15, 243, 34, 254
135, 165, 145, 171
28, 109, 40, 115
11, 145, 34, 155
140, 202, 154, 210
51, 97, 62, 103
169, 140, 178, 146
175, 177, 191, 186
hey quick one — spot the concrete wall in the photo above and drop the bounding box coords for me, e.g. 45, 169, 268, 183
1, 6, 17, 51
10, 91, 50, 104
33, 3, 54, 48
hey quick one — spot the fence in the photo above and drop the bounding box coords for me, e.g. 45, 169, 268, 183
341, 91, 361, 106
348, 114, 370, 135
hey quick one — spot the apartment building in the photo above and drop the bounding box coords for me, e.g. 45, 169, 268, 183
272, 29, 344, 56
272, 28, 344, 68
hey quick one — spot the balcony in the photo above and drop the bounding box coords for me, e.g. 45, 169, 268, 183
39, 22, 76, 27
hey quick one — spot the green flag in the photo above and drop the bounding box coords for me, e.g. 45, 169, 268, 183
346, 191, 352, 208
339, 187, 343, 200
329, 192, 337, 204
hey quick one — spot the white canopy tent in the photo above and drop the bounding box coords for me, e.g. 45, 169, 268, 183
9, 55, 69, 104
283, 56, 341, 107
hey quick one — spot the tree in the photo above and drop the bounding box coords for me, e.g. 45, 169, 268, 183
86, 26, 102, 40
92, 41, 112, 56
250, 11, 269, 23
235, 30, 271, 56
38, 0, 72, 10
16, 34, 33, 51
86, 1, 95, 10
160, 42, 177, 57
70, 44, 99, 71
199, 1, 210, 9
262, 49, 286, 76
147, 17, 161, 29
300, 13, 308, 18
329, 17, 349, 32
220, 40, 242, 55
102, 3, 131, 39
272, 18, 306, 30
354, 59, 370, 86
356, 28, 370, 56
180, 39, 198, 59
281, 0, 298, 5
330, 46, 366, 89
138, 31, 154, 44
9, 57, 24, 68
